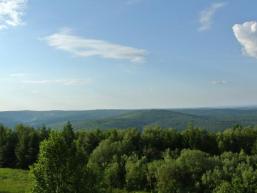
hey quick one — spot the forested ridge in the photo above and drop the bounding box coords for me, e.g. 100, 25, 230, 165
3, 109, 257, 130
1, 123, 257, 192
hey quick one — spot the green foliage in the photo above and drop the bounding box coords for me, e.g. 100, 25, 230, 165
76, 129, 104, 156
252, 139, 257, 154
30, 123, 98, 193
1, 123, 257, 193
125, 155, 147, 191
0, 124, 49, 169
0, 125, 17, 168
182, 128, 218, 154
217, 127, 257, 154
4, 109, 257, 130
202, 151, 257, 193
103, 156, 126, 190
142, 127, 181, 159
15, 125, 47, 169
155, 150, 216, 193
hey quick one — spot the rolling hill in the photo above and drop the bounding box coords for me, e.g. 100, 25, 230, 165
1, 108, 257, 130
0, 110, 129, 128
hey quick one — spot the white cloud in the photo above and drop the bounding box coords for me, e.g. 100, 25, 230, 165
211, 80, 228, 85
233, 21, 257, 59
198, 2, 226, 31
22, 79, 91, 86
44, 30, 147, 63
0, 0, 27, 30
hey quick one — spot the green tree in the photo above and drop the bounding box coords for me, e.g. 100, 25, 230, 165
103, 155, 126, 191
182, 128, 218, 154
217, 127, 257, 154
30, 126, 98, 193
142, 127, 181, 159
15, 125, 40, 169
125, 155, 147, 192
76, 129, 104, 157
63, 121, 75, 144
156, 149, 216, 193
0, 125, 17, 167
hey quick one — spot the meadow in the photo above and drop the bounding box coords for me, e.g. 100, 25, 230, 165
0, 168, 31, 193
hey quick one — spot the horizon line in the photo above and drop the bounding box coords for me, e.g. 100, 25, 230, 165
1, 105, 257, 112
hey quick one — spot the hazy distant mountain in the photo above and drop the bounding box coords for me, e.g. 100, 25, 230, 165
1, 108, 257, 130
0, 110, 130, 128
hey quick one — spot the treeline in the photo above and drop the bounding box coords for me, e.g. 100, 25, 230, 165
0, 124, 50, 169
1, 123, 257, 192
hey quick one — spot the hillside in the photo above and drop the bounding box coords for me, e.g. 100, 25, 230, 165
0, 110, 130, 128
1, 108, 257, 130
71, 109, 257, 130
71, 109, 214, 130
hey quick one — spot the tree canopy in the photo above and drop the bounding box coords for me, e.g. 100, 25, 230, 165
1, 123, 257, 192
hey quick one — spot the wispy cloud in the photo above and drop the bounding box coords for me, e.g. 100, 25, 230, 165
22, 79, 92, 86
44, 29, 147, 63
0, 0, 27, 30
233, 21, 257, 59
211, 80, 228, 85
198, 2, 226, 31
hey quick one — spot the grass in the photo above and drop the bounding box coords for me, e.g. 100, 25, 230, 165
0, 169, 147, 193
0, 168, 32, 193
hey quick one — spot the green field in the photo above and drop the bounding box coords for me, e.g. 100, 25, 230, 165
0, 168, 32, 193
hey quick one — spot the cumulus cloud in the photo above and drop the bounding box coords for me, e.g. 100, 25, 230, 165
22, 79, 91, 86
233, 21, 257, 59
198, 2, 226, 31
211, 80, 228, 85
44, 30, 147, 63
0, 0, 27, 30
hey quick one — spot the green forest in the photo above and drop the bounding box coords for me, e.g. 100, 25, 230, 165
3, 109, 257, 130
1, 123, 257, 193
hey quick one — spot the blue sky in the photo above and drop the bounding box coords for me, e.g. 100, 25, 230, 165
1, 0, 257, 110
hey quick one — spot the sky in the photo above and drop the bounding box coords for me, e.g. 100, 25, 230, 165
1, 0, 257, 110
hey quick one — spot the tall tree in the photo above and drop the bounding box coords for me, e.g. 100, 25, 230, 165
30, 125, 98, 193
0, 125, 17, 167
15, 125, 39, 169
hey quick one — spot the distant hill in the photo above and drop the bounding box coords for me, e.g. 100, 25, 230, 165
0, 110, 130, 128
70, 110, 211, 130
1, 108, 257, 130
